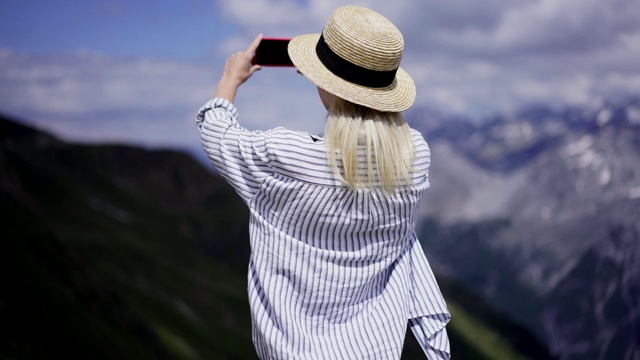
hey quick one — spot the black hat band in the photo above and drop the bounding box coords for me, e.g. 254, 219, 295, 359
315, 33, 397, 88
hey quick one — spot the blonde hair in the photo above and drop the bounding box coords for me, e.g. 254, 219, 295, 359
324, 97, 416, 192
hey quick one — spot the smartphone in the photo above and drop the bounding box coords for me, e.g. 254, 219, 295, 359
252, 38, 294, 67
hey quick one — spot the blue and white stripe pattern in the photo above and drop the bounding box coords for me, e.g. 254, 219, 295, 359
196, 98, 451, 359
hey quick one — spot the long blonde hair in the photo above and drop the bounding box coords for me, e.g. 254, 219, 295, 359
324, 97, 416, 192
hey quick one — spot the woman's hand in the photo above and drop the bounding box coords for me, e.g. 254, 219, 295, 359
214, 34, 263, 103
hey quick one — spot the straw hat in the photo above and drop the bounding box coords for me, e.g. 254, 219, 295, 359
288, 5, 416, 113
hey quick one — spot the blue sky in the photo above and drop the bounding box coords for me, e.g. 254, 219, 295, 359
1, 0, 639, 152
0, 1, 234, 59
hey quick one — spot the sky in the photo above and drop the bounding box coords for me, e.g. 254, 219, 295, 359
1, 0, 639, 152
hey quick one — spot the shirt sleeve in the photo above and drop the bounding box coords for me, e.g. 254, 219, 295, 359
196, 98, 273, 204
407, 239, 452, 359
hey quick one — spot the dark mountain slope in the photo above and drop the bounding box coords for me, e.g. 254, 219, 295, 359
1, 116, 254, 359
1, 193, 171, 359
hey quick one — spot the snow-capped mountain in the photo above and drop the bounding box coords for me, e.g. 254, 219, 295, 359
409, 98, 640, 359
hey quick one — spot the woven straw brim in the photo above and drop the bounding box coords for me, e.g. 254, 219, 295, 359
288, 34, 416, 113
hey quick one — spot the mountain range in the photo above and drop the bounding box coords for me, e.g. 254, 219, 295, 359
408, 97, 640, 359
4, 96, 638, 359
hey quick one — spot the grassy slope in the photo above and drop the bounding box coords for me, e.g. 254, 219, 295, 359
1, 116, 549, 359
1, 118, 254, 359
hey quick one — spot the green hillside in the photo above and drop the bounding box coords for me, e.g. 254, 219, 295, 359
0, 116, 551, 359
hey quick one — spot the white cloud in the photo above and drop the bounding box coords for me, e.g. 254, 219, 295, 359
0, 49, 215, 147
221, 0, 309, 29
233, 67, 327, 134
214, 0, 640, 118
0, 47, 327, 148
2, 0, 640, 150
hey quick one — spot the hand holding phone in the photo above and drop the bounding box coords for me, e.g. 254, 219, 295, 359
252, 38, 294, 67
214, 34, 263, 103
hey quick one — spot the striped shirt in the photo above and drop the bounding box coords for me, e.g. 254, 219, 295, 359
196, 98, 451, 359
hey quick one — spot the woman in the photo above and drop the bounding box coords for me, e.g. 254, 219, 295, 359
196, 6, 450, 359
